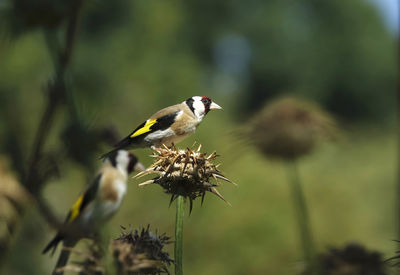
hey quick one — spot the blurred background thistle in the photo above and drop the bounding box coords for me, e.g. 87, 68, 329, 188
0, 157, 32, 264
305, 243, 388, 275
250, 96, 338, 272
250, 97, 337, 160
54, 243, 104, 275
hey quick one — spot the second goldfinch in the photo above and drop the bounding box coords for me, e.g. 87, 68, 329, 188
102, 96, 221, 157
42, 150, 140, 273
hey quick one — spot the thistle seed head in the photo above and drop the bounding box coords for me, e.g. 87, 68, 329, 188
0, 157, 32, 240
134, 144, 233, 212
55, 244, 104, 275
304, 243, 387, 275
112, 225, 173, 274
250, 97, 337, 160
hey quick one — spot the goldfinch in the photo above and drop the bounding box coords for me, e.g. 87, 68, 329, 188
102, 96, 221, 157
42, 150, 140, 271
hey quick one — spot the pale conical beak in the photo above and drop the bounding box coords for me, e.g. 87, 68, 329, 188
210, 102, 222, 110
134, 162, 146, 172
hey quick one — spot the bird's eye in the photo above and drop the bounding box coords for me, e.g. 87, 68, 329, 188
201, 98, 210, 105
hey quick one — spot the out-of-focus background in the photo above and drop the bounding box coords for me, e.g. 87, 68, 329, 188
0, 0, 397, 274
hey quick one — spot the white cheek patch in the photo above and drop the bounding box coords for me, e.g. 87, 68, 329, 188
116, 151, 130, 172
192, 98, 205, 121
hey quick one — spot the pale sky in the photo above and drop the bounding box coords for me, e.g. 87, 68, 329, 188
368, 0, 398, 33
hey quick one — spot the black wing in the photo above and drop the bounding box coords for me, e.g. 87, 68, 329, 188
43, 175, 101, 255
113, 111, 179, 148
64, 174, 101, 223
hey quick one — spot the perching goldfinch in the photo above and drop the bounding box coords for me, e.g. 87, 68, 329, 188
42, 150, 140, 271
102, 96, 222, 157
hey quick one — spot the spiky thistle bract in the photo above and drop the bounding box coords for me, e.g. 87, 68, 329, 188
135, 144, 233, 212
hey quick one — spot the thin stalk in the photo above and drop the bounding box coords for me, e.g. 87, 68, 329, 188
285, 160, 316, 271
0, 1, 83, 266
25, 0, 83, 196
174, 195, 184, 275
397, 0, 400, 250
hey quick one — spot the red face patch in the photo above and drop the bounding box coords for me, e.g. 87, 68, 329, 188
201, 97, 212, 113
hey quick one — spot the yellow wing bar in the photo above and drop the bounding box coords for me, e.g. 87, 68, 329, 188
130, 119, 157, 138
69, 195, 84, 222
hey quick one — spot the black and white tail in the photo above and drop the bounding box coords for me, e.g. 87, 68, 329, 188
42, 234, 63, 256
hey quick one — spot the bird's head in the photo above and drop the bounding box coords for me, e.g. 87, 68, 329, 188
185, 96, 222, 121
107, 150, 145, 175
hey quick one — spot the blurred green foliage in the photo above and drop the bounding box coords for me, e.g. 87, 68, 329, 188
238, 0, 396, 121
0, 0, 397, 274
1, 0, 396, 124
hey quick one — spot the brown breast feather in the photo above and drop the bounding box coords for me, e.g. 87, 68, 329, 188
99, 165, 125, 202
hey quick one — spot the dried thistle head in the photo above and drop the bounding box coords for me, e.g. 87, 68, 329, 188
55, 243, 104, 275
387, 240, 400, 268
250, 97, 337, 160
304, 243, 387, 275
0, 157, 32, 243
134, 144, 233, 212
112, 225, 173, 274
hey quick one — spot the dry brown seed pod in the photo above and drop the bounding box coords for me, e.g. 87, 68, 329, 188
134, 145, 233, 212
55, 244, 104, 275
112, 225, 172, 274
250, 97, 337, 160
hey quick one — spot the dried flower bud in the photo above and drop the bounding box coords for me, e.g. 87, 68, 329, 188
250, 97, 337, 160
112, 225, 173, 274
304, 243, 387, 275
134, 145, 233, 212
0, 157, 32, 251
55, 244, 104, 275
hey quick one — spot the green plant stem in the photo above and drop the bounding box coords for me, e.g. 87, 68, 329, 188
397, 8, 400, 250
174, 195, 184, 275
285, 160, 316, 271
